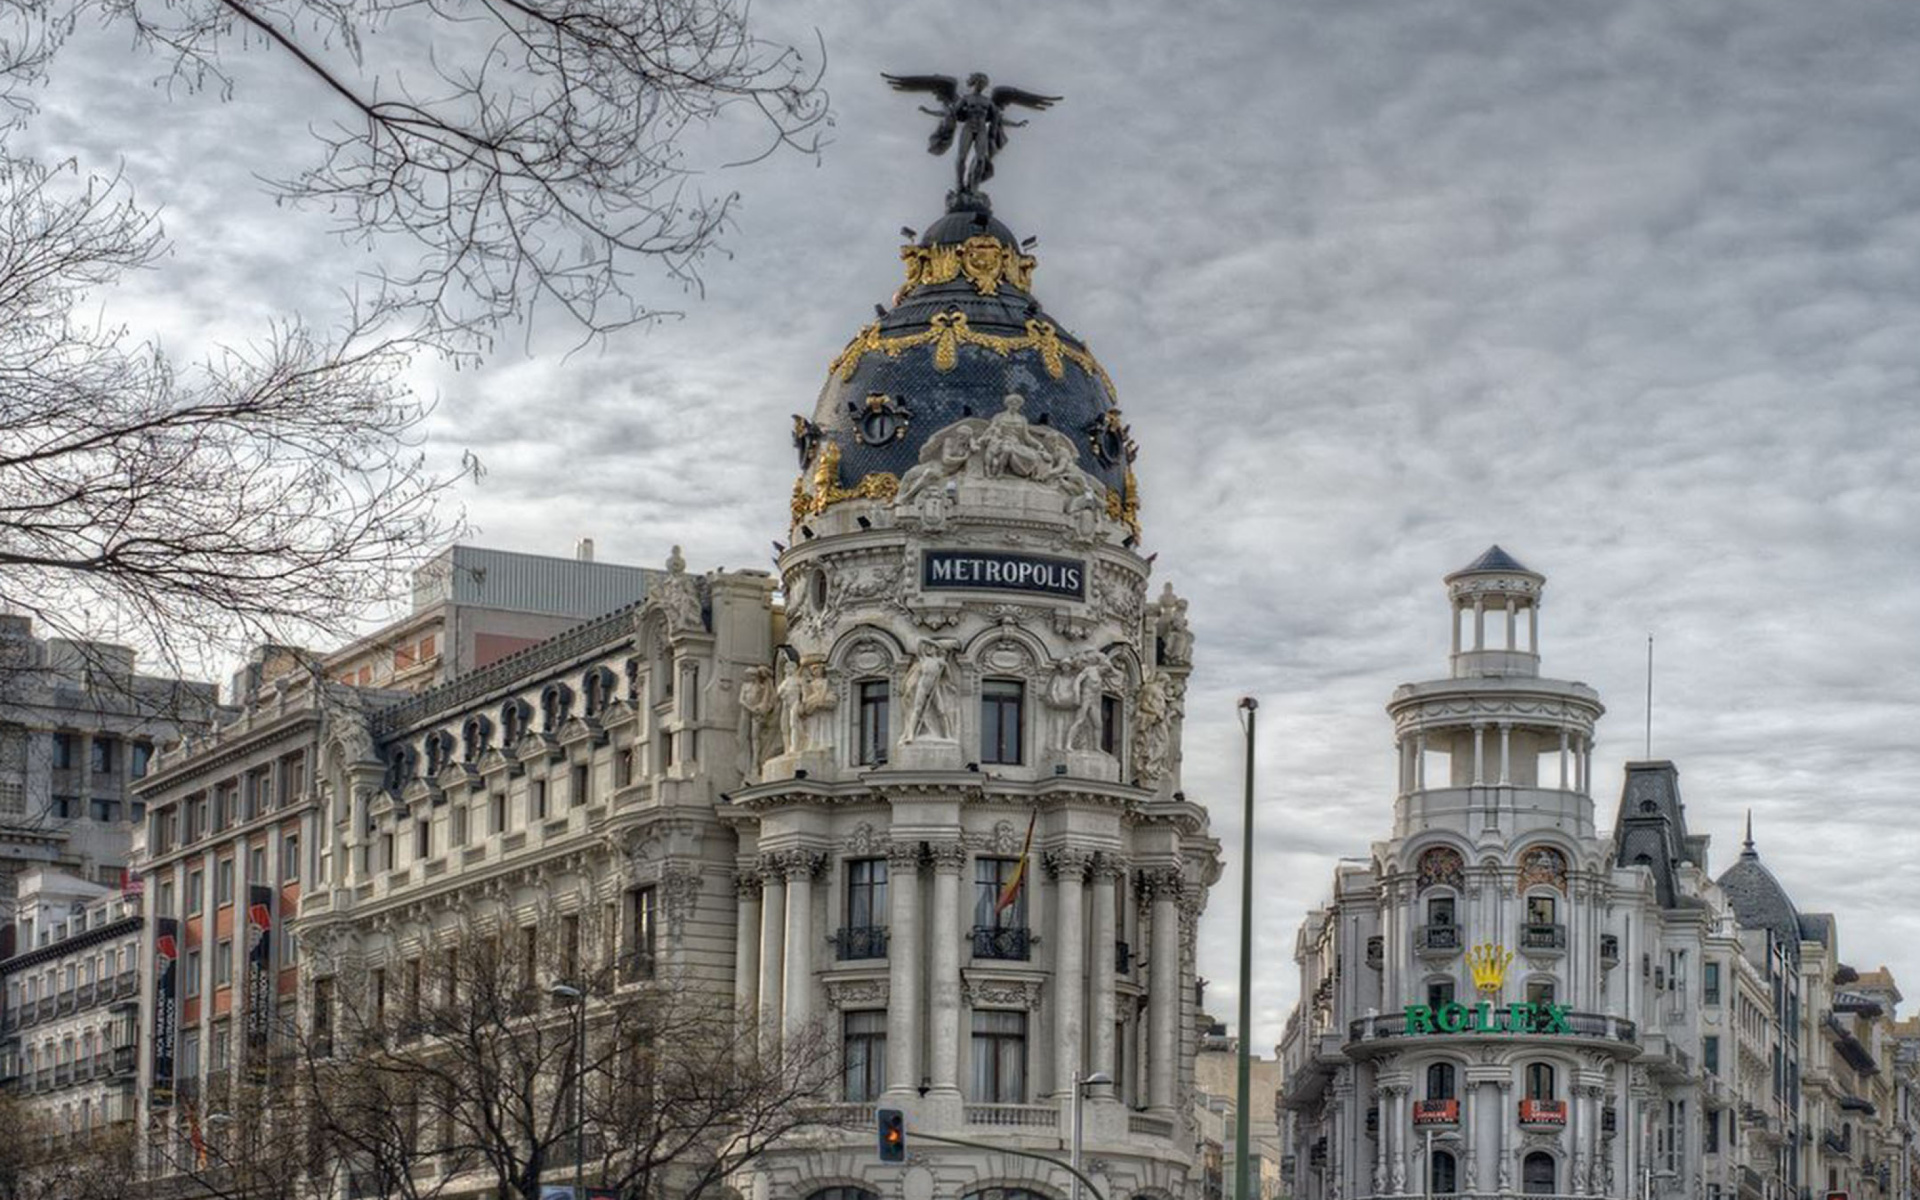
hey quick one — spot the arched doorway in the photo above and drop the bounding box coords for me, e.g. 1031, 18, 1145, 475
1430, 1149, 1458, 1195
1523, 1151, 1557, 1195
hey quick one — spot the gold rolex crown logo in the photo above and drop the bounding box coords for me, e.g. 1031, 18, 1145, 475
1468, 943, 1514, 993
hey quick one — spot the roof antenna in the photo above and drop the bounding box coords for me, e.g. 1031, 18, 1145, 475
1644, 634, 1654, 759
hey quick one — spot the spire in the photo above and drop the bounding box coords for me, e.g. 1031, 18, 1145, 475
1742, 809, 1756, 857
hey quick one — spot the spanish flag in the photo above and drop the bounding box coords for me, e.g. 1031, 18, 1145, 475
994, 809, 1038, 917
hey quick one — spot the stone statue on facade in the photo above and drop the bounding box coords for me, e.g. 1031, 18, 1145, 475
736, 664, 777, 778
896, 424, 976, 505
881, 71, 1061, 202
800, 657, 836, 750
776, 654, 807, 754
1133, 669, 1173, 783
657, 545, 706, 632
1152, 583, 1194, 666
899, 637, 961, 743
1045, 649, 1116, 753
981, 394, 1078, 489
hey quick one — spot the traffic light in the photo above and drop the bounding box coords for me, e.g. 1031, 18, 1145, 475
877, 1108, 906, 1163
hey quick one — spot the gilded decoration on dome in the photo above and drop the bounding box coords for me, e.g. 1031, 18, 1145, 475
827, 311, 1116, 401
900, 234, 1037, 297
1104, 468, 1142, 538
790, 440, 900, 524
1086, 408, 1138, 467
1417, 846, 1466, 894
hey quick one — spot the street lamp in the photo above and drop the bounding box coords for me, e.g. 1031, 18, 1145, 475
1071, 1069, 1114, 1200
1420, 1128, 1462, 1200
550, 982, 586, 1200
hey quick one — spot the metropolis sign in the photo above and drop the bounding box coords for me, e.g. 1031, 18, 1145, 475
921, 551, 1086, 600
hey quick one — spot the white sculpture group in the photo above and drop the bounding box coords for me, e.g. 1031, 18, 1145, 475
898, 393, 1090, 507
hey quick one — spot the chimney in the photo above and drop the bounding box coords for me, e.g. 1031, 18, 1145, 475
576, 538, 595, 563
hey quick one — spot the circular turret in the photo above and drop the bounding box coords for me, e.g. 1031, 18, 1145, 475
1443, 545, 1544, 679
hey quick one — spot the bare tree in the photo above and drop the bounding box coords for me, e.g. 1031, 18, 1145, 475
0, 156, 460, 670
0, 1096, 143, 1200
295, 914, 833, 1200
4, 0, 829, 347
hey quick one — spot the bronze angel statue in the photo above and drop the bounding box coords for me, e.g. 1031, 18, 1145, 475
883, 72, 1062, 199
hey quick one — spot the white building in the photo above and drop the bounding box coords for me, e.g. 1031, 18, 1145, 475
0, 869, 143, 1138
1279, 548, 1744, 1200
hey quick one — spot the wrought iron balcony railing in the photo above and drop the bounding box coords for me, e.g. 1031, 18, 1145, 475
832, 925, 889, 961
1521, 923, 1567, 951
971, 925, 1032, 962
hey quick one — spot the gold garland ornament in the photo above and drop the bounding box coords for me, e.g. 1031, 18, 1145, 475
1105, 468, 1142, 539
900, 235, 1037, 297
790, 441, 899, 524
827, 310, 1116, 402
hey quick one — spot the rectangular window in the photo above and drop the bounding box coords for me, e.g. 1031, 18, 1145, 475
249, 844, 267, 883
372, 968, 387, 1024
405, 960, 422, 1027
561, 914, 581, 985
283, 834, 301, 882
857, 681, 890, 766
571, 762, 590, 808
981, 680, 1024, 764
1526, 979, 1556, 1007
532, 779, 548, 821
490, 792, 506, 834
1427, 896, 1456, 926
452, 805, 468, 848
969, 1010, 1027, 1103
1704, 961, 1722, 1005
844, 1010, 887, 1103
415, 820, 430, 860
628, 887, 657, 978
1427, 979, 1456, 1009
90, 737, 113, 772
88, 798, 120, 822
215, 939, 233, 987
380, 832, 395, 873
180, 1029, 200, 1080
1100, 693, 1121, 756
615, 748, 634, 789
1526, 894, 1557, 925
187, 869, 205, 914
216, 858, 235, 905
210, 1020, 230, 1071
52, 733, 74, 770
1705, 1035, 1720, 1075
157, 879, 175, 916
130, 741, 153, 779
185, 950, 202, 997
847, 858, 889, 928
973, 857, 1026, 929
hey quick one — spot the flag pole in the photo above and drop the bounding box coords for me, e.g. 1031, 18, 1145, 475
1235, 696, 1258, 1200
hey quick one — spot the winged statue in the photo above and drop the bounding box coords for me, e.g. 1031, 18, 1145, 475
882, 71, 1062, 201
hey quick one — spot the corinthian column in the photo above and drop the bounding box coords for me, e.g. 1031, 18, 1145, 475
782, 851, 822, 1042
1090, 856, 1123, 1082
927, 840, 967, 1096
1144, 866, 1181, 1114
734, 870, 762, 1020
1049, 849, 1092, 1098
885, 842, 923, 1096
757, 856, 786, 1054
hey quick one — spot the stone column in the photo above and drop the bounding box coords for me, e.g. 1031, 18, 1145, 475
1473, 597, 1486, 650
885, 842, 923, 1096
1451, 600, 1462, 656
757, 858, 786, 1053
1529, 601, 1539, 653
1498, 722, 1511, 785
1496, 1080, 1515, 1194
1505, 596, 1517, 650
1373, 1084, 1388, 1196
1415, 732, 1428, 790
1090, 857, 1122, 1082
1559, 727, 1570, 789
1049, 849, 1091, 1097
782, 852, 821, 1043
1144, 867, 1181, 1114
733, 871, 762, 1020
927, 840, 967, 1096
1472, 725, 1485, 785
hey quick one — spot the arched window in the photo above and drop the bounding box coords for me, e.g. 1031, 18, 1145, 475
807, 1190, 880, 1200
1525, 1061, 1556, 1100
1427, 1062, 1456, 1100
1523, 1151, 1557, 1195
1431, 1149, 1457, 1195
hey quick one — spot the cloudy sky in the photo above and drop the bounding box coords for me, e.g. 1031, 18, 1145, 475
20, 0, 1920, 1049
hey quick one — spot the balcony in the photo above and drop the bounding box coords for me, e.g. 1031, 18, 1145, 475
76, 983, 95, 1007
1519, 1098, 1568, 1127
1115, 940, 1132, 974
971, 925, 1032, 962
1600, 934, 1620, 968
111, 1045, 135, 1075
1346, 1009, 1638, 1059
1128, 1113, 1175, 1139
963, 1103, 1057, 1130
1412, 1098, 1459, 1127
832, 925, 889, 962
1415, 924, 1463, 956
1520, 923, 1567, 952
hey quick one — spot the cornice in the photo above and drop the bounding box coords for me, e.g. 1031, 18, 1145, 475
134, 710, 323, 798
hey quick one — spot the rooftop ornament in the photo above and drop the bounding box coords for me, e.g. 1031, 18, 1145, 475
882, 71, 1061, 209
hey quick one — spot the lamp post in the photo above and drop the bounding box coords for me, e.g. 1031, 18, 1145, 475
1420, 1128, 1461, 1200
1234, 696, 1258, 1200
550, 983, 586, 1200
1071, 1069, 1114, 1200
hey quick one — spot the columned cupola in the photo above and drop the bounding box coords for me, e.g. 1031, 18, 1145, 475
1387, 547, 1604, 841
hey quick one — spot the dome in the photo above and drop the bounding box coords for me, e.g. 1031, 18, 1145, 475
1716, 829, 1802, 944
793, 199, 1136, 529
